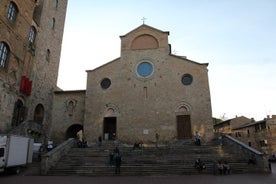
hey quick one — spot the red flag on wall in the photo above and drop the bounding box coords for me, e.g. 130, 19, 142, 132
20, 76, 32, 96
26, 80, 32, 95
20, 76, 27, 93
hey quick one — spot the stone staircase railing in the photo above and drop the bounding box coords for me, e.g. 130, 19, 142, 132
40, 138, 75, 175
222, 134, 271, 173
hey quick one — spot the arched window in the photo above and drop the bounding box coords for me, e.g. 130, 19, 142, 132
28, 26, 36, 44
7, 1, 18, 22
34, 104, 44, 124
0, 42, 9, 68
11, 99, 26, 127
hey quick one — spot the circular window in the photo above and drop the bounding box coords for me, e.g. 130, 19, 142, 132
137, 61, 153, 77
181, 74, 193, 85
101, 78, 111, 89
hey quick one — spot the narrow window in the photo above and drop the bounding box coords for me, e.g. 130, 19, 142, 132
0, 42, 9, 68
51, 18, 55, 29
144, 87, 147, 98
46, 49, 50, 61
55, 0, 59, 8
7, 2, 18, 22
28, 26, 36, 44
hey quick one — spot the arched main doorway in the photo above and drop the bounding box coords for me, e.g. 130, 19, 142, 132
175, 105, 192, 139
102, 105, 119, 141
103, 117, 117, 140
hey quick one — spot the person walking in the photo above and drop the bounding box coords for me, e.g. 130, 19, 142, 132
114, 152, 122, 174
155, 133, 159, 148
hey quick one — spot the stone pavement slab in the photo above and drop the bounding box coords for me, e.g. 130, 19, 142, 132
1, 163, 275, 184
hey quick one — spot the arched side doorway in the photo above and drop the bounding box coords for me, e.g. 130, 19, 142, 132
175, 104, 192, 139
34, 104, 44, 124
11, 99, 26, 127
66, 124, 83, 139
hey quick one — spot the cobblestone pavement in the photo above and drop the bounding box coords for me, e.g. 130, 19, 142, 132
1, 164, 275, 184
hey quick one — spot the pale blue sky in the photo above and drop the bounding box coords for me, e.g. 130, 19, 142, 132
58, 0, 276, 120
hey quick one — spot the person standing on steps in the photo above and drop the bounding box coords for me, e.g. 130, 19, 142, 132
155, 133, 159, 148
195, 131, 201, 145
98, 136, 102, 146
113, 147, 121, 174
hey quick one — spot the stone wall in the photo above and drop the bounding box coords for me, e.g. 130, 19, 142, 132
27, 0, 68, 132
50, 90, 85, 144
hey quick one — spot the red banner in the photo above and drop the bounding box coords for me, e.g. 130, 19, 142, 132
20, 76, 32, 96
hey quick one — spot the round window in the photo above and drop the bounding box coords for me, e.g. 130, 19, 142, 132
137, 61, 153, 77
181, 74, 193, 85
101, 78, 111, 89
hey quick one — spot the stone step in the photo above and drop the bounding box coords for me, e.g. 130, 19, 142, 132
47, 142, 265, 176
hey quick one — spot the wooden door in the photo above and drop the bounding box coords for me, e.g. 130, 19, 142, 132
177, 115, 192, 139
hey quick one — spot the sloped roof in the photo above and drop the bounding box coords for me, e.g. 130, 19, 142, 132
213, 116, 250, 128
120, 24, 169, 38
86, 57, 120, 73
169, 54, 209, 66
232, 119, 266, 130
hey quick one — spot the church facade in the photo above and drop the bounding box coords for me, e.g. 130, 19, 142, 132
81, 24, 213, 144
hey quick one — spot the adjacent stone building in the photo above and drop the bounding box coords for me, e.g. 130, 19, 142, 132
232, 116, 276, 156
214, 115, 276, 157
0, 0, 68, 143
50, 90, 86, 142
214, 116, 251, 134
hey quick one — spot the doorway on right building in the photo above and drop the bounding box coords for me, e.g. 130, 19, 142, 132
177, 115, 192, 139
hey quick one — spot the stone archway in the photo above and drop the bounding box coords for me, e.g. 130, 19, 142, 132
66, 124, 83, 139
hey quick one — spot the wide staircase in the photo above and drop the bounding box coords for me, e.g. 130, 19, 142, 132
46, 140, 266, 176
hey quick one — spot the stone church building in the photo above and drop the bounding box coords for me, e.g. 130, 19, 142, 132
50, 24, 214, 145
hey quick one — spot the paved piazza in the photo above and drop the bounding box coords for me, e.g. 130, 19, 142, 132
1, 163, 275, 184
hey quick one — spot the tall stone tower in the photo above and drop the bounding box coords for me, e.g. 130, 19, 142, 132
0, 0, 68, 143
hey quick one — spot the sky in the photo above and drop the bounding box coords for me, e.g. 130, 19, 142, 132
57, 0, 276, 121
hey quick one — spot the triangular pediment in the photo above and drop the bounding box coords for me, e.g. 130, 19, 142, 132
120, 24, 169, 38
120, 24, 170, 51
